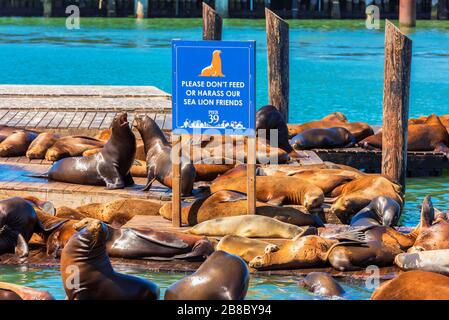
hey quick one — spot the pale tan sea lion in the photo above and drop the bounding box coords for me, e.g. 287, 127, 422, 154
216, 235, 279, 263
26, 132, 60, 159
186, 215, 316, 238
210, 176, 324, 210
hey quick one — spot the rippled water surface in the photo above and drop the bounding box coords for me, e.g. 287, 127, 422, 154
0, 265, 375, 300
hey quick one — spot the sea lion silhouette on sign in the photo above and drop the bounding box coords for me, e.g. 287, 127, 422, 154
199, 50, 225, 77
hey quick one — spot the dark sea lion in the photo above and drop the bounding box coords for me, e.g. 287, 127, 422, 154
0, 282, 54, 300
371, 270, 449, 300
210, 176, 324, 210
395, 249, 449, 275
408, 196, 449, 252
291, 127, 356, 150
0, 197, 38, 257
255, 105, 293, 154
45, 112, 136, 189
216, 235, 279, 263
0, 130, 38, 157
298, 272, 345, 298
350, 196, 401, 227
194, 163, 235, 181
164, 250, 250, 300
361, 114, 449, 156
159, 190, 324, 227
26, 132, 60, 159
61, 218, 159, 300
133, 115, 196, 196
45, 135, 105, 161
329, 175, 403, 224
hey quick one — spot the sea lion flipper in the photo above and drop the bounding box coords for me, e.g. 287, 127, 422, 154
131, 229, 189, 249
15, 234, 29, 259
142, 177, 156, 191
125, 173, 134, 186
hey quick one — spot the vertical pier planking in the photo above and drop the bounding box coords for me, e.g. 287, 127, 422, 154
171, 134, 182, 227
265, 8, 289, 121
381, 20, 412, 192
399, 0, 417, 27
202, 2, 223, 40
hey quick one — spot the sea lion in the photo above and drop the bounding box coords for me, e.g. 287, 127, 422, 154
216, 235, 279, 263
159, 190, 324, 227
298, 272, 345, 298
194, 163, 235, 181
26, 132, 60, 159
0, 197, 39, 257
199, 50, 224, 77
371, 271, 449, 300
329, 175, 403, 224
0, 125, 26, 143
291, 127, 356, 150
133, 115, 196, 196
61, 218, 159, 300
0, 130, 38, 157
361, 114, 449, 156
165, 251, 249, 300
256, 105, 293, 154
45, 112, 136, 189
408, 195, 449, 252
395, 249, 449, 275
45, 135, 105, 161
350, 196, 402, 227
211, 176, 324, 210
187, 215, 317, 238
0, 282, 54, 300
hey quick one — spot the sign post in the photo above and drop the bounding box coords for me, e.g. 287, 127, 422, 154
172, 40, 256, 226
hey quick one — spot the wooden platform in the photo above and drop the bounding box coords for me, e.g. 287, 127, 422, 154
314, 147, 449, 177
0, 85, 172, 136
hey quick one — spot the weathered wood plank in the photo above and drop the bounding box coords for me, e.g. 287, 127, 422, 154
26, 111, 47, 128
100, 112, 116, 129
0, 111, 18, 125
47, 112, 66, 128
68, 112, 86, 128
16, 111, 38, 128
202, 2, 222, 40
7, 111, 27, 127
89, 112, 107, 129
37, 111, 57, 128
58, 112, 76, 128
79, 112, 96, 128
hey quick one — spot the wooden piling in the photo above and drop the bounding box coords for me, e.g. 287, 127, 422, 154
265, 8, 289, 121
135, 0, 148, 18
247, 136, 256, 215
107, 0, 117, 17
382, 20, 412, 192
399, 0, 416, 27
43, 0, 52, 17
171, 134, 182, 227
331, 0, 341, 18
202, 3, 223, 40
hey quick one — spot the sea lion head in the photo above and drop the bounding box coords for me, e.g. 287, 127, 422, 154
394, 252, 421, 270
374, 196, 401, 227
420, 195, 434, 229
112, 112, 129, 130
73, 218, 109, 244
133, 115, 167, 145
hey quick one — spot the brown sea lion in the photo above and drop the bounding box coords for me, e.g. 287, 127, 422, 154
291, 127, 356, 150
133, 115, 196, 196
45, 135, 105, 161
322, 112, 348, 123
187, 215, 317, 238
256, 105, 293, 154
43, 112, 136, 189
0, 125, 25, 143
0, 282, 54, 300
350, 196, 402, 227
159, 190, 324, 227
210, 175, 324, 210
0, 130, 38, 157
408, 195, 449, 252
61, 218, 159, 300
26, 132, 60, 159
371, 271, 449, 300
164, 250, 249, 300
216, 235, 279, 263
55, 206, 87, 220
0, 197, 39, 257
329, 175, 403, 224
194, 163, 235, 181
298, 272, 345, 298
361, 114, 449, 155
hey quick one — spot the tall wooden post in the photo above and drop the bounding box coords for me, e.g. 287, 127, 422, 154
382, 20, 412, 192
135, 0, 148, 18
171, 134, 182, 227
265, 8, 289, 121
107, 0, 116, 16
331, 0, 341, 18
247, 136, 256, 215
431, 0, 438, 19
291, 0, 299, 18
399, 0, 416, 27
202, 3, 223, 40
43, 0, 52, 17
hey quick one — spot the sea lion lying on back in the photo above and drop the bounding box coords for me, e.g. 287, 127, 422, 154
210, 176, 324, 210
26, 132, 60, 159
133, 115, 196, 196
61, 218, 159, 300
361, 114, 449, 156
159, 190, 324, 227
329, 174, 403, 224
45, 135, 105, 161
291, 127, 356, 150
187, 215, 317, 239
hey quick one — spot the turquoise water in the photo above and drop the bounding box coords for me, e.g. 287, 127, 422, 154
0, 265, 374, 300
